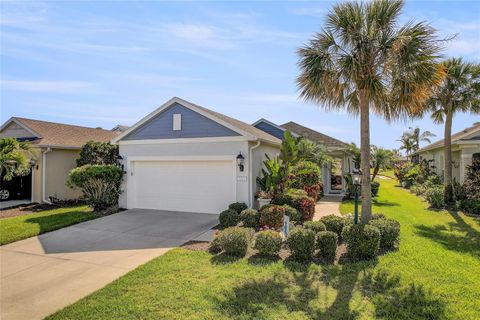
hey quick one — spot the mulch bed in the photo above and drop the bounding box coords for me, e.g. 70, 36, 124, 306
0, 203, 60, 219
181, 236, 350, 265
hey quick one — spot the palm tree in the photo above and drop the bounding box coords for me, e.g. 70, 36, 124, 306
297, 138, 333, 168
408, 127, 436, 151
371, 146, 394, 181
0, 138, 31, 181
346, 142, 361, 169
397, 133, 415, 156
428, 58, 480, 204
297, 0, 444, 222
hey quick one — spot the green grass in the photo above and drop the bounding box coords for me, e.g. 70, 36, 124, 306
0, 205, 94, 245
47, 179, 480, 320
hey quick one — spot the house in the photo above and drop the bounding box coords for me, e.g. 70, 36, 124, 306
0, 117, 119, 203
253, 118, 352, 195
112, 97, 281, 214
412, 123, 480, 183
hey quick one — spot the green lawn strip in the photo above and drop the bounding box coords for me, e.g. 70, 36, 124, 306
0, 205, 94, 245
341, 178, 480, 319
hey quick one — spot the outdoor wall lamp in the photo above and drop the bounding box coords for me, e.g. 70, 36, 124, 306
352, 170, 363, 224
29, 158, 39, 170
236, 153, 245, 172
117, 155, 126, 174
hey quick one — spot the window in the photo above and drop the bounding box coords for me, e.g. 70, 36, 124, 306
173, 114, 181, 131
473, 153, 480, 162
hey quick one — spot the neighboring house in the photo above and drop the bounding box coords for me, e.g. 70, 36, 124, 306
0, 117, 119, 203
253, 118, 352, 195
112, 97, 281, 214
412, 123, 480, 183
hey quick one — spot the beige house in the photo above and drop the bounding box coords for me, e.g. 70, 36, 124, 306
0, 117, 119, 203
413, 123, 480, 183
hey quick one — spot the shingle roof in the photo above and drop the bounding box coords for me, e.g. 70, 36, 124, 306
188, 100, 281, 145
11, 117, 119, 149
280, 121, 348, 150
414, 123, 480, 154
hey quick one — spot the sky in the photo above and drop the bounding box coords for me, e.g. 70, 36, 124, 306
1, 1, 480, 151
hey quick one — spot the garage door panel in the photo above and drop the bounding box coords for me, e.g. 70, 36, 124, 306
132, 160, 235, 214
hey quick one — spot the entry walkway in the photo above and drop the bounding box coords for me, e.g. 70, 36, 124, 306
314, 196, 342, 220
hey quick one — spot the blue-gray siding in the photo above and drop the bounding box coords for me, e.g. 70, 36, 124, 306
254, 122, 285, 140
123, 103, 240, 140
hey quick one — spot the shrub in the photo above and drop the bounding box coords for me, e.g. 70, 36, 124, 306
219, 209, 240, 228
463, 158, 480, 202
215, 227, 254, 257
288, 161, 322, 200
369, 218, 400, 249
282, 205, 301, 224
425, 185, 445, 209
320, 215, 346, 237
316, 231, 338, 261
239, 208, 259, 228
273, 189, 315, 222
259, 205, 284, 229
460, 199, 480, 215
371, 181, 380, 197
297, 197, 316, 221
371, 213, 387, 220
76, 141, 118, 167
67, 165, 123, 211
303, 221, 326, 233
228, 202, 248, 213
254, 230, 283, 256
342, 224, 381, 261
208, 235, 222, 254
286, 227, 316, 262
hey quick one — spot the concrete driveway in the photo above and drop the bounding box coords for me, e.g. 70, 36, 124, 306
0, 209, 218, 320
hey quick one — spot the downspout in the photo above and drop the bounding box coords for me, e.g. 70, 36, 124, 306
248, 140, 261, 207
42, 147, 52, 204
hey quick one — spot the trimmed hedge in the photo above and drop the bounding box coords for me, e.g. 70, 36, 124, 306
303, 221, 326, 233
272, 189, 315, 222
425, 185, 445, 209
228, 202, 248, 213
213, 227, 254, 257
259, 205, 285, 229
254, 230, 283, 256
342, 224, 381, 261
240, 209, 259, 228
283, 205, 302, 224
369, 218, 400, 249
316, 231, 338, 262
286, 227, 316, 262
319, 215, 347, 237
219, 209, 240, 229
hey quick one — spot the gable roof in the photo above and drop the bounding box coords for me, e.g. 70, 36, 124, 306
113, 97, 281, 145
280, 121, 348, 150
0, 117, 119, 149
414, 123, 480, 154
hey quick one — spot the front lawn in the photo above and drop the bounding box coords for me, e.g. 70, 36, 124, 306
47, 179, 480, 320
0, 205, 94, 245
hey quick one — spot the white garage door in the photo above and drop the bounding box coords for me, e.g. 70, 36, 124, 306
131, 160, 236, 214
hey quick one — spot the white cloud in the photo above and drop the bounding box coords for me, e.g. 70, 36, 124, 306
1, 80, 94, 92
289, 6, 327, 18
165, 23, 233, 49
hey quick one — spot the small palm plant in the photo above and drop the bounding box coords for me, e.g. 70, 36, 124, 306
297, 0, 444, 221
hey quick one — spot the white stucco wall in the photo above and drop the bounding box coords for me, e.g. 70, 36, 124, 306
250, 142, 280, 207
118, 140, 252, 209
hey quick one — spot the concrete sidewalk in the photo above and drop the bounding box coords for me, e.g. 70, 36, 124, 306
0, 209, 218, 320
314, 196, 342, 220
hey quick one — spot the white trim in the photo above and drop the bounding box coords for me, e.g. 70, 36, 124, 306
31, 165, 35, 203
248, 141, 261, 207
42, 147, 52, 204
112, 97, 257, 144
118, 136, 249, 145
0, 118, 41, 138
126, 155, 237, 210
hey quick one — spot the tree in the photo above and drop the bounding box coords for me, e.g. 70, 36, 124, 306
346, 142, 361, 169
76, 141, 119, 167
296, 0, 444, 222
0, 138, 31, 181
428, 58, 480, 204
398, 127, 435, 155
370, 146, 394, 181
296, 138, 333, 168
397, 133, 415, 156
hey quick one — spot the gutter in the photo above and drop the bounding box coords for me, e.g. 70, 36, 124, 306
42, 147, 52, 204
248, 140, 261, 207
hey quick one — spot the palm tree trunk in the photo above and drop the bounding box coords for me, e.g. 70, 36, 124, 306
360, 90, 372, 222
444, 110, 454, 204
